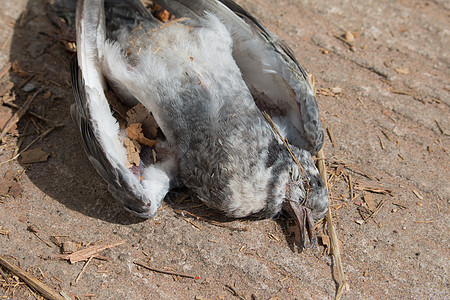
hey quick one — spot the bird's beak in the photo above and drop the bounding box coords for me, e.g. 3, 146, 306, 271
282, 199, 316, 250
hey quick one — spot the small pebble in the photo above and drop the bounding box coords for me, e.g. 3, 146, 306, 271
345, 31, 355, 42
22, 82, 36, 93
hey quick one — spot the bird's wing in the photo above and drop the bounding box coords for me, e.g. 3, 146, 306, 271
156, 0, 324, 154
71, 0, 175, 218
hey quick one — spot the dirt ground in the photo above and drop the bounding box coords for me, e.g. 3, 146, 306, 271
0, 0, 448, 299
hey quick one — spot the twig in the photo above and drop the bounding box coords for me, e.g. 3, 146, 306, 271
175, 210, 249, 232
63, 241, 125, 264
389, 90, 413, 96
348, 174, 354, 201
363, 199, 385, 223
0, 89, 40, 141
183, 218, 202, 230
0, 124, 62, 166
0, 254, 65, 300
339, 164, 377, 181
372, 217, 381, 228
0, 62, 11, 80
2, 102, 61, 125
133, 261, 198, 279
333, 34, 354, 47
392, 203, 407, 209
381, 130, 392, 141
224, 284, 246, 300
316, 149, 349, 300
1, 34, 12, 51
430, 98, 441, 104
435, 120, 448, 135
28, 230, 53, 248
354, 181, 393, 196
378, 135, 385, 150
18, 74, 35, 89
356, 96, 366, 109
412, 190, 423, 200
74, 256, 93, 284
327, 127, 335, 147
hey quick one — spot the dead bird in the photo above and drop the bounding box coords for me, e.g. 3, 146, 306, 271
71, 0, 328, 248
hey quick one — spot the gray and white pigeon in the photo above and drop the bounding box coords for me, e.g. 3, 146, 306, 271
71, 0, 328, 247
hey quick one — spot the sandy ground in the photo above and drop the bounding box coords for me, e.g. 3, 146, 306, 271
0, 0, 448, 299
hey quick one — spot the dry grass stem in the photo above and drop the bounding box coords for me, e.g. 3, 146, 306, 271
74, 256, 93, 284
412, 190, 423, 200
63, 241, 125, 264
262, 111, 310, 190
17, 74, 35, 89
354, 181, 393, 195
363, 199, 385, 223
0, 255, 65, 300
224, 284, 247, 300
389, 90, 413, 96
339, 164, 377, 181
333, 34, 354, 47
356, 96, 366, 108
0, 124, 61, 166
378, 135, 385, 149
183, 217, 202, 230
3, 101, 61, 125
326, 127, 335, 147
30, 231, 53, 248
381, 130, 392, 141
1, 34, 12, 51
348, 174, 354, 201
0, 89, 40, 141
392, 203, 407, 209
316, 149, 349, 300
435, 120, 448, 135
0, 62, 11, 80
134, 261, 198, 279
175, 210, 249, 232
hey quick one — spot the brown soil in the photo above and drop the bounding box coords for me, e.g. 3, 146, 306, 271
0, 0, 448, 299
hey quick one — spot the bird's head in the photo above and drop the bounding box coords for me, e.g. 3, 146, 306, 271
282, 147, 328, 248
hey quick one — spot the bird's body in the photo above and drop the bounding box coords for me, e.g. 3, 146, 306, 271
72, 0, 328, 246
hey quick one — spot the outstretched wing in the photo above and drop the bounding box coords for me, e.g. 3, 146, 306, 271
71, 0, 175, 218
156, 0, 324, 154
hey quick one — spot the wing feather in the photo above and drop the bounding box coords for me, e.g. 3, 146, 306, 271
71, 0, 174, 218
156, 0, 324, 154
